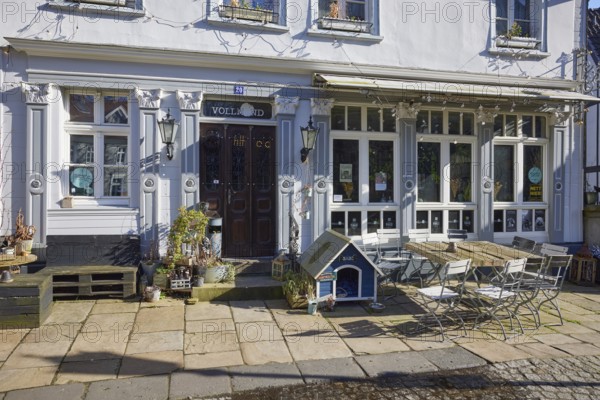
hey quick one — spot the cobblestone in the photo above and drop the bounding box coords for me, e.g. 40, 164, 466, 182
196, 355, 600, 400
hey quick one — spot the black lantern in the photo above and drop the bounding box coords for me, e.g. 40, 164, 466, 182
300, 116, 319, 163
157, 109, 179, 160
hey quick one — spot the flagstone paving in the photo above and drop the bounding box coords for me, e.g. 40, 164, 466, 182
0, 283, 598, 397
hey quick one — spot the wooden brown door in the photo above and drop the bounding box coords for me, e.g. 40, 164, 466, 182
200, 124, 276, 257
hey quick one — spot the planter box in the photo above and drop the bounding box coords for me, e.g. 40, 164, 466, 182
72, 0, 127, 6
219, 5, 277, 24
318, 17, 372, 33
495, 36, 539, 49
285, 292, 308, 309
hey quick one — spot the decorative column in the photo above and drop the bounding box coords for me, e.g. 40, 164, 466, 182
177, 91, 203, 209
273, 95, 299, 255
21, 83, 52, 244
476, 107, 496, 241
310, 98, 335, 244
134, 88, 163, 251
397, 102, 421, 239
548, 109, 570, 242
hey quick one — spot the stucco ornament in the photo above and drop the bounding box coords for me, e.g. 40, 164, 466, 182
273, 96, 299, 116
475, 105, 496, 125
176, 90, 203, 111
135, 88, 163, 109
548, 107, 570, 126
395, 102, 421, 120
310, 98, 335, 117
21, 83, 51, 104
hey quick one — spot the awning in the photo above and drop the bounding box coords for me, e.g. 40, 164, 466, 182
315, 74, 600, 103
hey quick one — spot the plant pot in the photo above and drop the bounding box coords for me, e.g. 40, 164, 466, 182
144, 286, 161, 302
495, 36, 539, 49
204, 264, 228, 283
585, 192, 598, 206
19, 239, 33, 252
140, 262, 160, 286
193, 276, 205, 287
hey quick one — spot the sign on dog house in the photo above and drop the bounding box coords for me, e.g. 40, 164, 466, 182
298, 229, 383, 302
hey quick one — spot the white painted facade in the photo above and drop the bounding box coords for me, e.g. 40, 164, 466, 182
0, 0, 594, 261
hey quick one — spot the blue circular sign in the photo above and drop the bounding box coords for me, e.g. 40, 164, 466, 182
528, 167, 542, 184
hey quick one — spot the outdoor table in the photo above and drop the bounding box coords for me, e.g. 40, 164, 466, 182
0, 254, 38, 273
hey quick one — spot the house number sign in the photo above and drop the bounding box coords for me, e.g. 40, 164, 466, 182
203, 100, 272, 119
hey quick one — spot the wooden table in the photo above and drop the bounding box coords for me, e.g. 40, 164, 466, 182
404, 241, 540, 268
0, 254, 38, 272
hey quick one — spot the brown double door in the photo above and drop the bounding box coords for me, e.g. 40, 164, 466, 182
200, 124, 276, 257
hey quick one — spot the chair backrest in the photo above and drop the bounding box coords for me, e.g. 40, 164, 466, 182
439, 259, 472, 295
544, 254, 573, 287
512, 236, 536, 252
356, 233, 380, 257
408, 228, 430, 243
498, 258, 527, 290
540, 243, 568, 256
376, 228, 402, 255
447, 229, 467, 241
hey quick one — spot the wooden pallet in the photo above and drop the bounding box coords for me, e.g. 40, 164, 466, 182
38, 265, 137, 299
0, 273, 53, 328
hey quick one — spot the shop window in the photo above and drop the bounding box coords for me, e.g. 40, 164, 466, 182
523, 145, 543, 202
333, 139, 359, 203
66, 91, 130, 201
449, 143, 472, 202
417, 142, 440, 202
369, 140, 393, 203
416, 210, 444, 234
493, 145, 515, 202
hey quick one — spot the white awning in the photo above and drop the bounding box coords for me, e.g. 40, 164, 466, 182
315, 74, 600, 103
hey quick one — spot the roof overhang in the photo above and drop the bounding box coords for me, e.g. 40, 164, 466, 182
315, 74, 600, 104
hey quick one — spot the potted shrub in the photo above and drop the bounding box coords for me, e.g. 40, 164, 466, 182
282, 270, 315, 309
14, 209, 35, 255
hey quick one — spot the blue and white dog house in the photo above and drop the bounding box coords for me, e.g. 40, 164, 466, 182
298, 229, 383, 302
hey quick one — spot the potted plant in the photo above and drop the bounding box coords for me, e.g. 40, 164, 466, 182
140, 240, 161, 286
495, 22, 539, 49
318, 1, 372, 33
218, 0, 277, 24
282, 270, 315, 309
14, 209, 35, 256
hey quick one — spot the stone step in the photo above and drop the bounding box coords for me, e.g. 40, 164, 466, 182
226, 257, 273, 276
192, 274, 283, 302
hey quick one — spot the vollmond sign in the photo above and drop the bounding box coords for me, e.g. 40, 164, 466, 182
204, 101, 272, 119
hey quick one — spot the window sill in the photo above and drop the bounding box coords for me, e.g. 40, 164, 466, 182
47, 1, 146, 18
207, 14, 288, 33
488, 47, 550, 59
307, 28, 383, 42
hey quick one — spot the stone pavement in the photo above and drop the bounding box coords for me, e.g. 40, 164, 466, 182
0, 283, 598, 399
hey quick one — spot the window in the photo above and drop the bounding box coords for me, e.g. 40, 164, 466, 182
494, 1, 543, 49
493, 115, 548, 234
416, 110, 474, 135
219, 0, 280, 24
65, 0, 136, 8
331, 105, 395, 132
66, 92, 130, 201
317, 0, 374, 33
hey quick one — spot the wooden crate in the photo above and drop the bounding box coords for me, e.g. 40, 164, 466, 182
569, 257, 597, 286
38, 265, 137, 298
0, 274, 53, 328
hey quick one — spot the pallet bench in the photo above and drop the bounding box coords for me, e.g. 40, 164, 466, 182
0, 265, 137, 329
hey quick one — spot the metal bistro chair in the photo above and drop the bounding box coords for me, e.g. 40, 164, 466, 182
512, 236, 537, 252
415, 259, 472, 341
529, 254, 573, 326
372, 230, 411, 301
404, 228, 437, 287
472, 258, 527, 340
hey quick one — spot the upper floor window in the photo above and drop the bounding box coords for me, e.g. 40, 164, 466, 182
317, 0, 373, 34
494, 0, 542, 49
65, 0, 137, 7
218, 0, 280, 24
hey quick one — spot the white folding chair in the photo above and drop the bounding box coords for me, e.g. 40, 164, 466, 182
539, 243, 568, 256
376, 229, 403, 261
355, 232, 380, 263
405, 228, 437, 287
414, 259, 472, 341
472, 258, 527, 340
373, 230, 411, 300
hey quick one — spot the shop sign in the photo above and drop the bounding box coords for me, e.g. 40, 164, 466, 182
203, 100, 272, 119
529, 184, 543, 201
316, 272, 337, 282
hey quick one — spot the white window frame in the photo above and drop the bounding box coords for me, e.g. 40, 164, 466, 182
313, 0, 378, 35
64, 90, 131, 207
493, 0, 544, 50
211, 0, 286, 27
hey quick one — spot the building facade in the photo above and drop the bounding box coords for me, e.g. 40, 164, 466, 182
0, 0, 596, 262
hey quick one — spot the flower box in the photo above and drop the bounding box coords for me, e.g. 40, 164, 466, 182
70, 0, 127, 6
318, 17, 372, 33
495, 36, 540, 49
219, 5, 277, 24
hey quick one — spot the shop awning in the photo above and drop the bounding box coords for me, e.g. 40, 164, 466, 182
315, 74, 600, 103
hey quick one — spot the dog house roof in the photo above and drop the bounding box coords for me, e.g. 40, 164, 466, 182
298, 229, 383, 279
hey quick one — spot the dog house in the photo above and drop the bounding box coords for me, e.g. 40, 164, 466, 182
298, 229, 383, 302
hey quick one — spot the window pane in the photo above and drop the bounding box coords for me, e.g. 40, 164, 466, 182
367, 211, 380, 233
382, 108, 396, 132
462, 210, 474, 233
418, 142, 440, 202
496, 19, 508, 36
366, 108, 380, 132
319, 0, 331, 18
448, 210, 460, 230
331, 211, 345, 234
69, 166, 94, 197
522, 115, 533, 137
104, 166, 128, 197
331, 106, 345, 130
416, 111, 429, 133
522, 209, 533, 231
505, 115, 517, 136
534, 209, 545, 231
383, 211, 396, 229
523, 145, 543, 202
104, 96, 128, 124
348, 211, 361, 236
431, 210, 443, 234
494, 145, 514, 201
346, 0, 366, 20
104, 136, 127, 165
333, 139, 359, 202
416, 211, 429, 230
430, 111, 443, 134
463, 113, 474, 135
515, 0, 530, 21
70, 135, 94, 164
494, 115, 503, 136
494, 210, 504, 232
506, 210, 517, 232
497, 0, 508, 18
69, 94, 95, 123
347, 106, 361, 131
450, 143, 472, 202
448, 112, 460, 135
369, 140, 393, 203
535, 116, 546, 138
